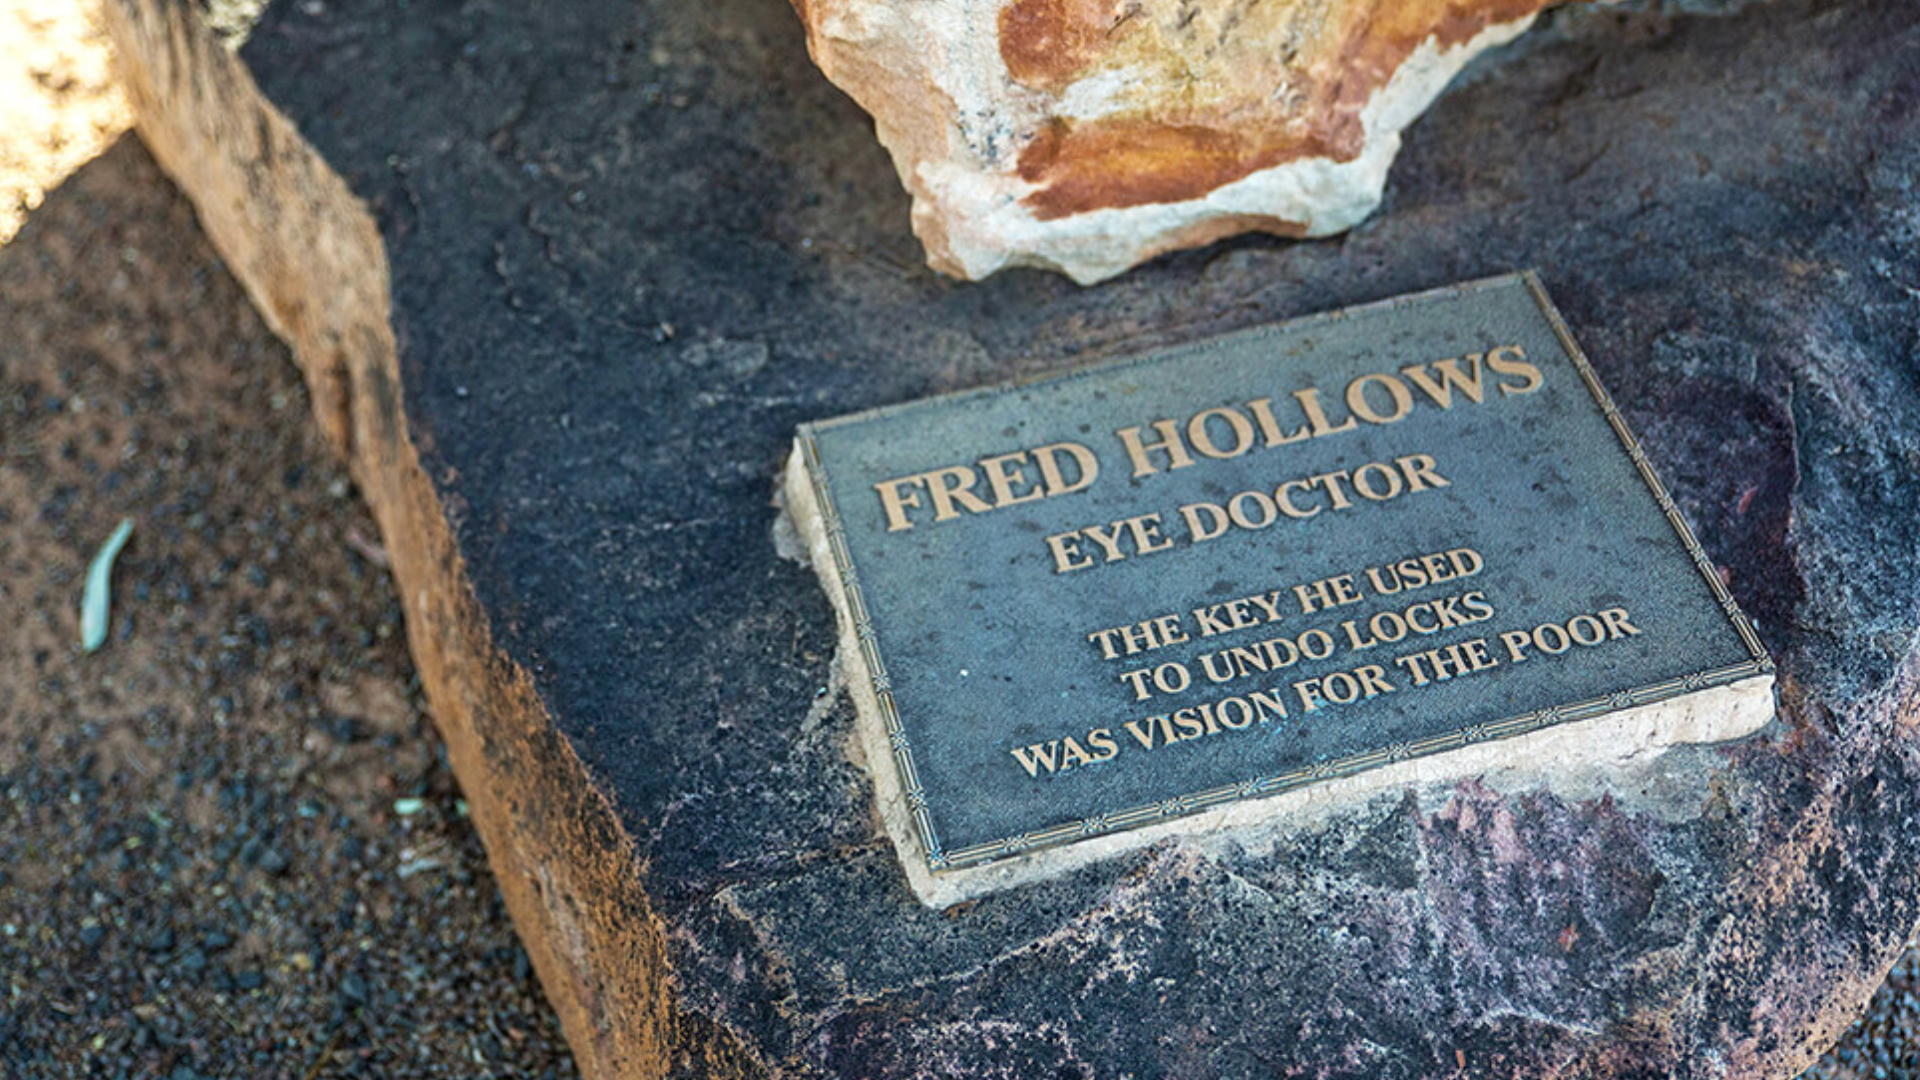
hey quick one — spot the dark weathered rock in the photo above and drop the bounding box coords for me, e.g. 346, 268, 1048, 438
103, 0, 1920, 1077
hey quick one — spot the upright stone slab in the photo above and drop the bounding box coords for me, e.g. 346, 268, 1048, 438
103, 0, 1920, 1077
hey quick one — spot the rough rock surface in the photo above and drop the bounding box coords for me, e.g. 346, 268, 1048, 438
793, 0, 1559, 282
102, 0, 1920, 1078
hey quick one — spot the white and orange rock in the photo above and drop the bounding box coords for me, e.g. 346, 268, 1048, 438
792, 0, 1556, 282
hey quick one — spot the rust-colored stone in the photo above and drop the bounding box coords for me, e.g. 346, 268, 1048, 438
997, 0, 1127, 91
800, 0, 1558, 279
1013, 0, 1557, 221
1015, 118, 1347, 221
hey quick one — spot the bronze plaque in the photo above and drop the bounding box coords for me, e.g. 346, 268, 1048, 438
788, 273, 1773, 892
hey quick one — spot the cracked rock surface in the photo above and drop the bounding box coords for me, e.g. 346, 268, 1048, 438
102, 0, 1920, 1076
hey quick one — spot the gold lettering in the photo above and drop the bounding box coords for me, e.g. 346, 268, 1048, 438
977, 451, 1045, 508
1057, 737, 1094, 768
1246, 397, 1311, 447
874, 476, 926, 532
1246, 591, 1286, 623
1087, 728, 1119, 761
1404, 603, 1440, 635
1086, 627, 1123, 659
1187, 406, 1258, 460
1399, 355, 1487, 408
1309, 469, 1356, 510
1046, 530, 1093, 574
1032, 441, 1099, 497
1500, 629, 1534, 663
1011, 742, 1059, 776
1293, 387, 1357, 438
1123, 715, 1167, 748
1125, 514, 1175, 555
1276, 479, 1320, 519
1180, 502, 1231, 542
922, 465, 992, 521
1488, 344, 1544, 396
1115, 419, 1194, 478
1080, 522, 1129, 562
1394, 453, 1450, 493
1600, 608, 1641, 638
1344, 373, 1415, 425
1294, 574, 1361, 615
1351, 462, 1404, 501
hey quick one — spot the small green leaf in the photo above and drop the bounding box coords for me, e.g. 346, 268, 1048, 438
81, 518, 134, 654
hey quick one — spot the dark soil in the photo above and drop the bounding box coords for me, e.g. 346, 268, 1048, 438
0, 135, 575, 1079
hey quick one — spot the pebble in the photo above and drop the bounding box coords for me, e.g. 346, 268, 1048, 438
1805, 944, 1920, 1079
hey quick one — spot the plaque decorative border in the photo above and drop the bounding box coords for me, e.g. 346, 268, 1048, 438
797, 271, 1774, 876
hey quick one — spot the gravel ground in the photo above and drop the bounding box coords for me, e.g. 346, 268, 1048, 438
0, 137, 576, 1078
1821, 946, 1920, 1080
0, 7, 1917, 1078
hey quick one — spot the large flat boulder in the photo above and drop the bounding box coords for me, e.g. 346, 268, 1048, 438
102, 0, 1920, 1076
